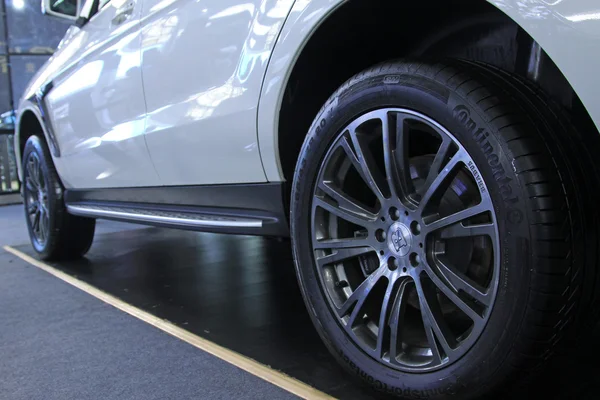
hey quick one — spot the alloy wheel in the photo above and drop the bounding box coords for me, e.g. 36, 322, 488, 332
24, 152, 50, 245
310, 108, 500, 372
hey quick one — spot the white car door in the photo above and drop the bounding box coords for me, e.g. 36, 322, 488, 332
139, 0, 294, 185
44, 0, 160, 188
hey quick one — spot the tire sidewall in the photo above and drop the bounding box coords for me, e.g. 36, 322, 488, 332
291, 72, 532, 398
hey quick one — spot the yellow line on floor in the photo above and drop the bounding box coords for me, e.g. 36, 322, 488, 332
3, 245, 335, 400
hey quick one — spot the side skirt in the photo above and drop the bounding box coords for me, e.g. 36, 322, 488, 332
64, 183, 289, 237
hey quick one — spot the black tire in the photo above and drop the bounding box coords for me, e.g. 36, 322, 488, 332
290, 60, 598, 399
22, 135, 95, 261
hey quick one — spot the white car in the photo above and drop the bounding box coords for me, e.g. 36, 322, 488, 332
15, 0, 600, 397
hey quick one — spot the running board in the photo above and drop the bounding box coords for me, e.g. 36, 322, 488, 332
67, 204, 263, 229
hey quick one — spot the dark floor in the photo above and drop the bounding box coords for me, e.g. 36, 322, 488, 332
2, 205, 600, 399
0, 251, 297, 400
13, 227, 376, 399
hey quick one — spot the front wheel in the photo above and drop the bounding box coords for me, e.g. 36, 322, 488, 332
290, 60, 597, 398
22, 135, 95, 260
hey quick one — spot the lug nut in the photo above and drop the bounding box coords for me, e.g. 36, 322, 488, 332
409, 253, 420, 267
410, 221, 421, 235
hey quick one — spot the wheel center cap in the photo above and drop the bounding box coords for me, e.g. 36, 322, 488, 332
387, 222, 412, 257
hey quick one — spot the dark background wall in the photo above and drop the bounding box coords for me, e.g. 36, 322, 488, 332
1, 0, 71, 116
0, 0, 69, 194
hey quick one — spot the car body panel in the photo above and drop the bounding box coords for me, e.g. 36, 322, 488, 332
22, 0, 161, 188
257, 0, 600, 182
257, 0, 344, 182
139, 0, 294, 185
486, 0, 600, 133
15, 0, 600, 188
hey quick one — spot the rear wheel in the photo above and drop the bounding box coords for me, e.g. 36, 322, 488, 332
22, 135, 95, 260
290, 60, 597, 398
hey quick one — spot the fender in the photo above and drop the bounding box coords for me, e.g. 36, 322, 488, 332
257, 0, 600, 182
14, 84, 60, 182
14, 23, 84, 183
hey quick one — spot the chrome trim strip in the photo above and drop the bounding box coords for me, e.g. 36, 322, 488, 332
66, 205, 263, 228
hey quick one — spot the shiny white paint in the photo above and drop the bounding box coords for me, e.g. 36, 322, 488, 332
257, 0, 344, 182
139, 0, 294, 185
487, 0, 600, 133
257, 0, 600, 182
20, 0, 161, 188
16, 0, 600, 188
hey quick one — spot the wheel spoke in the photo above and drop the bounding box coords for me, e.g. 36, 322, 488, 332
381, 113, 414, 200
27, 201, 38, 215
316, 246, 373, 267
338, 268, 386, 322
344, 130, 387, 202
37, 165, 46, 190
32, 156, 41, 188
438, 221, 495, 239
313, 236, 372, 250
423, 324, 445, 366
25, 177, 37, 193
385, 278, 410, 361
418, 149, 467, 211
318, 181, 378, 220
422, 266, 485, 322
40, 202, 48, 218
313, 196, 373, 228
418, 136, 454, 198
38, 207, 45, 240
27, 161, 39, 190
38, 212, 46, 242
415, 276, 456, 363
392, 115, 415, 200
423, 202, 491, 235
40, 210, 49, 243
374, 276, 397, 357
381, 113, 399, 198
435, 259, 492, 306
32, 210, 40, 233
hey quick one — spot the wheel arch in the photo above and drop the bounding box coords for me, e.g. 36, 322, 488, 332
258, 0, 600, 184
15, 103, 52, 183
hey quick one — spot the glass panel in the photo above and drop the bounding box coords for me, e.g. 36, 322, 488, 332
0, 0, 7, 55
50, 0, 78, 16
9, 55, 51, 107
0, 55, 11, 115
5, 0, 71, 54
0, 133, 19, 194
